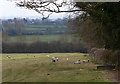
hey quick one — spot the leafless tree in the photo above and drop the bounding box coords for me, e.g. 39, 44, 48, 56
16, 0, 86, 20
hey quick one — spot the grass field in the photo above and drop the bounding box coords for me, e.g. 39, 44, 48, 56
25, 27, 47, 30
27, 25, 67, 28
25, 25, 67, 31
3, 34, 78, 42
2, 53, 111, 82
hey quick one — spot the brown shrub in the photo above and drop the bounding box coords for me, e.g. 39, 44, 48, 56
90, 48, 119, 68
110, 50, 120, 66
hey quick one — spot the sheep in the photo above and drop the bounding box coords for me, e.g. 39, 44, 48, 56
74, 60, 81, 64
46, 55, 50, 57
6, 55, 8, 58
51, 57, 56, 62
82, 60, 86, 63
82, 59, 90, 63
6, 55, 11, 59
51, 57, 59, 62
55, 57, 58, 61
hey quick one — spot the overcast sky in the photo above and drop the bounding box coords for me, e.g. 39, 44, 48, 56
0, 0, 67, 20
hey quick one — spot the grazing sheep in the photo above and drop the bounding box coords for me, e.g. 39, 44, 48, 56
55, 57, 58, 61
51, 57, 56, 62
74, 60, 81, 64
82, 59, 90, 63
6, 56, 11, 59
51, 57, 59, 62
46, 55, 50, 57
79, 69, 83, 71
6, 56, 8, 58
82, 60, 86, 63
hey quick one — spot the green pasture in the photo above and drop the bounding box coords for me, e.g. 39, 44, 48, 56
2, 53, 111, 82
3, 34, 77, 42
25, 27, 47, 30
24, 25, 67, 31
27, 25, 67, 28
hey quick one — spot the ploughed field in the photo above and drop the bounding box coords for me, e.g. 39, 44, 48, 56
2, 53, 111, 82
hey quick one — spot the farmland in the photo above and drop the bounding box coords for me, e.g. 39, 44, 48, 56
2, 53, 112, 82
22, 24, 70, 35
2, 19, 72, 36
3, 34, 79, 42
2, 22, 77, 42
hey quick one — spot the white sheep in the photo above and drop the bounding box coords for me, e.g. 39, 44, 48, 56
82, 59, 90, 63
51, 57, 56, 62
74, 60, 81, 64
55, 57, 58, 61
46, 55, 50, 57
51, 57, 59, 62
82, 60, 86, 63
6, 55, 11, 59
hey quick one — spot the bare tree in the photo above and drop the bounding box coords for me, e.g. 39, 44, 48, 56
16, 0, 86, 20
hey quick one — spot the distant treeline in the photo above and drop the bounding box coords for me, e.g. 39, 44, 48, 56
2, 41, 87, 53
2, 18, 73, 36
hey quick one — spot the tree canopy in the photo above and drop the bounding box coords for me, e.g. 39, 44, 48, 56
74, 2, 120, 50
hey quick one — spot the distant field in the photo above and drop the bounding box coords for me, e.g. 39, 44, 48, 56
2, 53, 111, 82
3, 34, 78, 42
27, 25, 67, 28
2, 24, 73, 42
25, 25, 68, 31
25, 27, 47, 30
